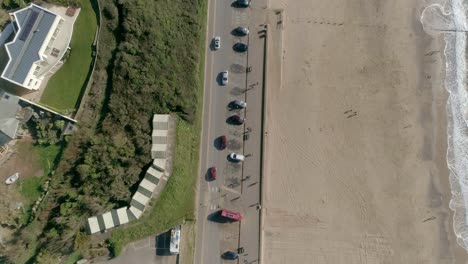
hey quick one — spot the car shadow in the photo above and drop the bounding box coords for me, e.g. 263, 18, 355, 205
227, 139, 241, 150
155, 230, 171, 256
214, 136, 226, 150
230, 29, 247, 37
227, 101, 237, 109
205, 168, 214, 182
216, 73, 222, 85
230, 63, 246, 73
230, 86, 244, 96
207, 210, 230, 223
227, 101, 244, 111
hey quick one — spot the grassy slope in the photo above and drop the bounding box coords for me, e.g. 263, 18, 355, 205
40, 0, 97, 112
109, 118, 200, 255
108, 0, 208, 256
11, 143, 62, 262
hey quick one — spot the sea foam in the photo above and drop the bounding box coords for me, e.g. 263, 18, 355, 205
421, 0, 468, 250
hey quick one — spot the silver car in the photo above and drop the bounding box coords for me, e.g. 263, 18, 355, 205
213, 36, 220, 50
221, 71, 228, 85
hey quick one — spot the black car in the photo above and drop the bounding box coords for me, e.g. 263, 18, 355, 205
233, 42, 248, 52
236, 0, 250, 7
234, 26, 249, 36
222, 251, 240, 260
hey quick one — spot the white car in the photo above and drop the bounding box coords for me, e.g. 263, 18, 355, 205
229, 153, 245, 162
213, 36, 221, 50
221, 71, 229, 85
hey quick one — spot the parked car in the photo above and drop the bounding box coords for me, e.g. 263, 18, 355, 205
231, 99, 247, 109
234, 26, 249, 36
229, 152, 245, 162
220, 209, 243, 221
219, 135, 227, 150
213, 36, 221, 50
236, 0, 250, 7
208, 166, 217, 180
222, 251, 240, 260
233, 42, 248, 52
221, 71, 229, 85
231, 115, 245, 124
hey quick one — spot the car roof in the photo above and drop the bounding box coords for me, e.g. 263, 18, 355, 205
221, 209, 242, 220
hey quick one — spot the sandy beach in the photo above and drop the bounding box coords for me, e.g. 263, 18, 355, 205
261, 0, 468, 263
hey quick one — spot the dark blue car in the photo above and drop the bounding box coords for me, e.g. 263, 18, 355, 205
222, 251, 240, 260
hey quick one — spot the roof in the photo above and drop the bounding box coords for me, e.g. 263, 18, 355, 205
3, 4, 58, 85
128, 206, 143, 219
102, 212, 115, 229
170, 227, 181, 254
87, 216, 100, 234
153, 114, 170, 123
116, 207, 129, 225
146, 166, 163, 181
153, 114, 169, 130
152, 159, 166, 172
140, 178, 157, 193
132, 192, 150, 207
152, 129, 168, 143
151, 144, 167, 159
0, 91, 21, 145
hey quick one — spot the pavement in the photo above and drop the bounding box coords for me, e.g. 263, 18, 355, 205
97, 231, 178, 264
194, 0, 268, 263
99, 230, 183, 264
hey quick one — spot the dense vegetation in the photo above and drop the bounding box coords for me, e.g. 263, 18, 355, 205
1, 0, 206, 262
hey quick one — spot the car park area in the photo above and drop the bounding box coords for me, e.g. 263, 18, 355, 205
195, 0, 268, 263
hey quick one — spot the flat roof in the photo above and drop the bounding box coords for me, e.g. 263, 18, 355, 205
102, 211, 115, 229
146, 166, 163, 179
87, 216, 100, 234
153, 114, 169, 123
140, 178, 157, 193
152, 159, 166, 172
151, 143, 167, 151
3, 4, 58, 85
0, 91, 21, 144
116, 207, 129, 225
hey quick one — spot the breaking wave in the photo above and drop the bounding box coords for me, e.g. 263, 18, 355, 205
421, 0, 468, 250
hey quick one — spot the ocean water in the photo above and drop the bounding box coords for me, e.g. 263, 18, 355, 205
421, 0, 468, 250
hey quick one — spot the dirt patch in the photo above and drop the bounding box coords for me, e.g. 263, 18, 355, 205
0, 137, 45, 226
0, 137, 44, 182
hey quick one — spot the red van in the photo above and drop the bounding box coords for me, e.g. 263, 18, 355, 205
221, 209, 243, 221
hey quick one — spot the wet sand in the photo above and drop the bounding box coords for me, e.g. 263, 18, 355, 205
261, 0, 468, 263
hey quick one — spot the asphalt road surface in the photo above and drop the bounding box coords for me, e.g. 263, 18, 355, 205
98, 231, 178, 264
195, 0, 268, 263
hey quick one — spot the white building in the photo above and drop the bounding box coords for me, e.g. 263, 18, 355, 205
2, 4, 74, 90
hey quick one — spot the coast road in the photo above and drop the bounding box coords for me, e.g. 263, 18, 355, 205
194, 0, 268, 263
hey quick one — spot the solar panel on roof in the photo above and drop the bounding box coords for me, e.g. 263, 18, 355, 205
19, 11, 39, 41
